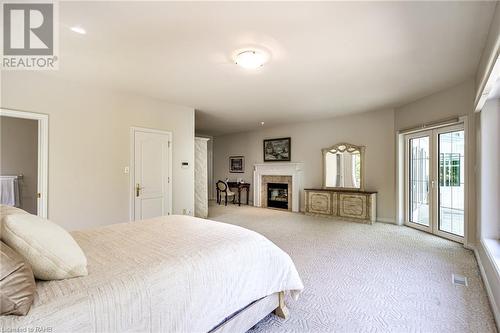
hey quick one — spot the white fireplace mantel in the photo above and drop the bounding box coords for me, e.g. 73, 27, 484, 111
253, 162, 304, 212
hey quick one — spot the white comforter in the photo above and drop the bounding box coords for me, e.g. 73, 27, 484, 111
1, 215, 303, 332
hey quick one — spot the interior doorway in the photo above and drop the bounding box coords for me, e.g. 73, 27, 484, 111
404, 123, 466, 243
0, 109, 49, 217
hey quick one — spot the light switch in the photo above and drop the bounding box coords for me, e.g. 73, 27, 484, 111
124, 166, 129, 174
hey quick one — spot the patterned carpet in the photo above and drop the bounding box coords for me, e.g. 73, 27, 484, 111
208, 203, 496, 333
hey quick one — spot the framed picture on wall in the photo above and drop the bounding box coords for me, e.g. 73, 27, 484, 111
229, 156, 245, 173
263, 137, 291, 162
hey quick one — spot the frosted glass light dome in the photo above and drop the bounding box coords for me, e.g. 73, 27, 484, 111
234, 50, 268, 69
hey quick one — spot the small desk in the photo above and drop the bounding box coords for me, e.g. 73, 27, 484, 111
227, 182, 251, 206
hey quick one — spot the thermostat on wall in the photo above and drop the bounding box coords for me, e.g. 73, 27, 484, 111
181, 161, 189, 168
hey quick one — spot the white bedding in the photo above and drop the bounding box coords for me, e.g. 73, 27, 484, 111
0, 215, 303, 332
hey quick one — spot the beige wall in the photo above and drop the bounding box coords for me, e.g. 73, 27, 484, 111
0, 116, 38, 214
1, 72, 195, 230
395, 80, 475, 130
214, 108, 396, 222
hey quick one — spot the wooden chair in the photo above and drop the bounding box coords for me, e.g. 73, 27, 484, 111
216, 180, 236, 206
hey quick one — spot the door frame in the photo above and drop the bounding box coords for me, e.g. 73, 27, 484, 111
129, 126, 172, 221
432, 123, 467, 243
0, 108, 49, 218
404, 129, 434, 234
401, 119, 467, 244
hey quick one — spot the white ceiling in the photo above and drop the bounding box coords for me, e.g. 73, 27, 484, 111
52, 1, 495, 135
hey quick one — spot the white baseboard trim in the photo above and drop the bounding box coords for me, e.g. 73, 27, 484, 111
377, 217, 396, 224
464, 243, 476, 251
474, 241, 500, 330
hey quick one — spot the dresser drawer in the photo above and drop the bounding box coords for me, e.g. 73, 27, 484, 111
307, 191, 332, 215
338, 193, 368, 220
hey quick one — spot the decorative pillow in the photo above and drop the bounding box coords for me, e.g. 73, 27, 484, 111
1, 214, 88, 280
0, 241, 36, 316
0, 205, 28, 221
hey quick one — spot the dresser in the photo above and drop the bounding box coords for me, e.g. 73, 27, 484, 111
304, 189, 377, 224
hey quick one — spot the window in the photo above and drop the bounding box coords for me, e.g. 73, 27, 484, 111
439, 153, 461, 187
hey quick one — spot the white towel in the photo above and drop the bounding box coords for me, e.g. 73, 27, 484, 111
0, 177, 20, 207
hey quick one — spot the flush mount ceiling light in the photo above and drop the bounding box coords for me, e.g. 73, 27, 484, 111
70, 26, 86, 35
234, 50, 269, 70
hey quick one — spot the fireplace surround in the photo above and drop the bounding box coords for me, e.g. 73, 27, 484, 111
253, 163, 303, 212
260, 176, 292, 211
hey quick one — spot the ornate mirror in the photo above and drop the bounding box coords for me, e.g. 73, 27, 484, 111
322, 143, 365, 191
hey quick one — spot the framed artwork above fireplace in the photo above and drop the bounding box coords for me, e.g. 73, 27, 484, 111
263, 137, 291, 162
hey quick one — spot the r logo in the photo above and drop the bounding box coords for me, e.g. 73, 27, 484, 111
3, 3, 54, 55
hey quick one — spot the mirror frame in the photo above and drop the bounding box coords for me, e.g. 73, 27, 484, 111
321, 142, 366, 191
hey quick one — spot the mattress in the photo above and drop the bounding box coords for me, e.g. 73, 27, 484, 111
0, 215, 303, 332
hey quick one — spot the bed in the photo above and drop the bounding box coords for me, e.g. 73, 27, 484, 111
0, 215, 303, 332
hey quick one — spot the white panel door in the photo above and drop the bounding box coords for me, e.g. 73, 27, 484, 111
133, 130, 171, 220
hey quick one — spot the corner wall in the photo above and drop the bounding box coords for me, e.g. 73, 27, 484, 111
395, 80, 475, 130
1, 72, 195, 230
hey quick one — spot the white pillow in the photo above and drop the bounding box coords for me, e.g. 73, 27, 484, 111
1, 213, 88, 280
0, 204, 29, 219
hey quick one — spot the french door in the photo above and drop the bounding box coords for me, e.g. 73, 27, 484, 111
405, 124, 465, 243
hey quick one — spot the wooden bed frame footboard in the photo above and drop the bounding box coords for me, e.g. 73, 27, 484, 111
274, 291, 289, 319
211, 291, 289, 333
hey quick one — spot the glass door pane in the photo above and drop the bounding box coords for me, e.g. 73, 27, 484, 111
409, 136, 430, 226
438, 130, 465, 236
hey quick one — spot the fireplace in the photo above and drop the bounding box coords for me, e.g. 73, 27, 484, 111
260, 175, 292, 211
267, 183, 289, 209
253, 163, 303, 212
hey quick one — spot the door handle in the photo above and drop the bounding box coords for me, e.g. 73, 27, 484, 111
136, 183, 144, 197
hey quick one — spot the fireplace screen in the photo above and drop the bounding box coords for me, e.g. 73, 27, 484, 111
267, 183, 288, 209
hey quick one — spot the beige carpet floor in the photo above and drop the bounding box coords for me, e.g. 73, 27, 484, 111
208, 203, 496, 333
